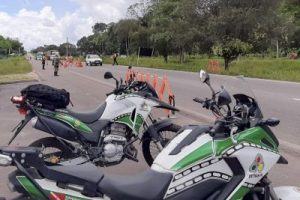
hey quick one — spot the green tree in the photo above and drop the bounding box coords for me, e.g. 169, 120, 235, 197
44, 44, 59, 51
77, 36, 95, 54
115, 19, 139, 55
92, 22, 108, 34
213, 39, 252, 70
208, 0, 283, 68
58, 42, 78, 56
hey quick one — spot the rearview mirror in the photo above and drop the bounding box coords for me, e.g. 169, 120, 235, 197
104, 72, 113, 79
199, 70, 209, 83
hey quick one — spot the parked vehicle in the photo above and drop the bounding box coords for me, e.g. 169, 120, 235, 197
49, 50, 60, 61
9, 72, 180, 167
86, 54, 103, 66
36, 52, 44, 60
1, 70, 299, 199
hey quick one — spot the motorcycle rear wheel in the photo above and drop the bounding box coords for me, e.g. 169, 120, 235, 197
29, 137, 74, 164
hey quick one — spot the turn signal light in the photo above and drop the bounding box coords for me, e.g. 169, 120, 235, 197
11, 96, 25, 104
0, 154, 12, 166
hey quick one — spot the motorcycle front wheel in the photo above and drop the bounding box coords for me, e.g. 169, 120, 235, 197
142, 124, 181, 166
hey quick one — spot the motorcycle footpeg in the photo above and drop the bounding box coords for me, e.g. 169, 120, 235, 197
124, 147, 138, 162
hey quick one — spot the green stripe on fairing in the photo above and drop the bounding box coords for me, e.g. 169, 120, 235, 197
230, 186, 250, 200
171, 138, 233, 171
171, 126, 278, 171
235, 127, 278, 152
115, 113, 144, 133
16, 176, 47, 200
115, 114, 133, 127
17, 176, 92, 200
134, 114, 144, 132
36, 108, 93, 133
54, 113, 93, 133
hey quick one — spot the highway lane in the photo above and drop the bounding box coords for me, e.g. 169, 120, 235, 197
0, 59, 299, 198
69, 63, 300, 147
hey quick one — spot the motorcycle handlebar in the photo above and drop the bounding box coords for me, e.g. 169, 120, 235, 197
193, 97, 204, 104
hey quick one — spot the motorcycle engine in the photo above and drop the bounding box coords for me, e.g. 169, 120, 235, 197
102, 123, 127, 163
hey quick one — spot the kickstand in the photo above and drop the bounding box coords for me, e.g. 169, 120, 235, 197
11, 120, 23, 133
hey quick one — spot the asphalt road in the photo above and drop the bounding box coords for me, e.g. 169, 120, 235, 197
0, 59, 299, 198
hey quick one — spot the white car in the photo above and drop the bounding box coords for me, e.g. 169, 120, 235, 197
85, 54, 103, 66
50, 51, 60, 60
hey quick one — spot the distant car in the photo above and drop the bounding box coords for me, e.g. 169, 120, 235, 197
36, 52, 44, 60
50, 51, 60, 60
86, 54, 102, 66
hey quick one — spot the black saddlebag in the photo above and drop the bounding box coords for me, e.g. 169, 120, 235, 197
21, 84, 70, 110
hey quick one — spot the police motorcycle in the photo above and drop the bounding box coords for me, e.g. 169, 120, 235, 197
9, 71, 181, 167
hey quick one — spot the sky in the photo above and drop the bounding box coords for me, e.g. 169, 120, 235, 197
0, 0, 137, 50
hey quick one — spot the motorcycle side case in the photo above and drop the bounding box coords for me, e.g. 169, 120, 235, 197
274, 186, 300, 200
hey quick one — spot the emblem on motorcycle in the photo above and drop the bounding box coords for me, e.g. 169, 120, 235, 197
74, 120, 81, 127
141, 101, 149, 111
249, 153, 264, 173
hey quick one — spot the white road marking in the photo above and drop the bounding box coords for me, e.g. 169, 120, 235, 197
292, 98, 300, 101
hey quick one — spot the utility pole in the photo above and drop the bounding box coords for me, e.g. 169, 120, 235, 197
276, 40, 279, 59
66, 37, 69, 57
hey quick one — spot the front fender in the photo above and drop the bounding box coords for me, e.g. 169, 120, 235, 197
142, 119, 175, 141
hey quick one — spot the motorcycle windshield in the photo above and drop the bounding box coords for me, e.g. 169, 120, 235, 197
217, 75, 264, 125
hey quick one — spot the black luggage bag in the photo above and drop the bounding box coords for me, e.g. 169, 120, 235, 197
21, 84, 70, 110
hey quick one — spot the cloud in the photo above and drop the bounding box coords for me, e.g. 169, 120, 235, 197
71, 0, 137, 22
0, 1, 137, 50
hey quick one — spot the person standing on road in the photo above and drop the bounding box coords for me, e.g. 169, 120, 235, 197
112, 53, 119, 66
42, 56, 46, 70
53, 55, 60, 76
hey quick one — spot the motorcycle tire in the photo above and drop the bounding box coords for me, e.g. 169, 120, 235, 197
142, 123, 181, 166
29, 137, 74, 164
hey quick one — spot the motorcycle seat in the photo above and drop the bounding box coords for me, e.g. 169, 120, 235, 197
47, 163, 104, 186
43, 164, 172, 199
66, 102, 106, 124
98, 169, 172, 200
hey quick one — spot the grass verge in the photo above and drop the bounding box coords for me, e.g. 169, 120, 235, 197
103, 56, 300, 82
0, 56, 35, 84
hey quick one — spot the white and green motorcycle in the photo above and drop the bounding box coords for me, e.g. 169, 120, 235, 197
9, 71, 180, 166
1, 70, 299, 199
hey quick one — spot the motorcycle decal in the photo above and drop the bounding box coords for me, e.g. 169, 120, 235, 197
116, 94, 140, 100
114, 113, 144, 134
54, 113, 93, 134
134, 114, 144, 132
235, 127, 278, 152
224, 142, 278, 157
36, 108, 92, 133
17, 176, 98, 200
171, 139, 232, 171
249, 154, 264, 173
114, 113, 133, 127
16, 176, 46, 199
171, 127, 278, 171
229, 186, 250, 200
165, 171, 232, 198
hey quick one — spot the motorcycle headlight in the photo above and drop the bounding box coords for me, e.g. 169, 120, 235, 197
0, 154, 12, 166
